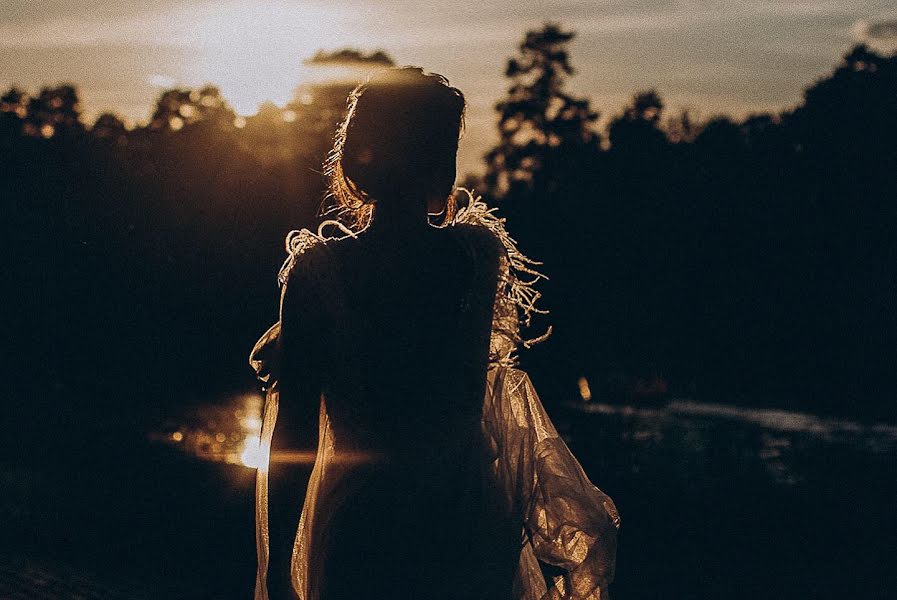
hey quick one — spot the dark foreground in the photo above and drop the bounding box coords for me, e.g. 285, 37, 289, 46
2, 395, 895, 599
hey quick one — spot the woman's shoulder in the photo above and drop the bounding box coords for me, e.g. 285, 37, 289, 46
449, 221, 501, 243
449, 223, 504, 270
278, 225, 352, 287
444, 190, 510, 257
445, 222, 504, 262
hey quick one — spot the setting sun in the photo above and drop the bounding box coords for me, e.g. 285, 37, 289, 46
189, 1, 353, 115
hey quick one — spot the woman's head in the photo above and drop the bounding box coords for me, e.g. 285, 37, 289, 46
326, 67, 466, 228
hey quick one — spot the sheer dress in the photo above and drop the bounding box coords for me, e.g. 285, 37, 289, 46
250, 195, 620, 600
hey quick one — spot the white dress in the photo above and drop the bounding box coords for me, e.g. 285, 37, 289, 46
250, 192, 620, 600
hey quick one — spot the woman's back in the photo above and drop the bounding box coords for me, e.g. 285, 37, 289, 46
276, 223, 521, 599
290, 225, 499, 451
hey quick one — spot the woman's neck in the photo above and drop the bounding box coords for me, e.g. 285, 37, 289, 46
365, 197, 431, 236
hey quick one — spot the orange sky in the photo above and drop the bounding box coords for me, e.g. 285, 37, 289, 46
2, 0, 895, 174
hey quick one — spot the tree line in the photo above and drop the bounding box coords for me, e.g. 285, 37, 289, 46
2, 26, 895, 438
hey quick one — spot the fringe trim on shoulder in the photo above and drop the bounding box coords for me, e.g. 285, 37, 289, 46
275, 190, 551, 365
277, 219, 358, 287
451, 188, 552, 365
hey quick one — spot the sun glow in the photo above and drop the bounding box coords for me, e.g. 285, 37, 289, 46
189, 1, 356, 115
240, 434, 265, 469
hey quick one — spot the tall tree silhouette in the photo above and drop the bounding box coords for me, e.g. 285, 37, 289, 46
483, 24, 604, 396
787, 44, 897, 185
484, 23, 599, 206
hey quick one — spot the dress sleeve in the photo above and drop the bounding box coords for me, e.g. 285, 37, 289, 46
482, 367, 621, 600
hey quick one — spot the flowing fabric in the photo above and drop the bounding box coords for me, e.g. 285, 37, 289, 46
249, 191, 620, 600
484, 368, 621, 600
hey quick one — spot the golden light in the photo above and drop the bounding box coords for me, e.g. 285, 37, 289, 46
188, 1, 355, 116
577, 377, 593, 402
237, 393, 266, 469
240, 416, 263, 430
240, 434, 264, 469
154, 392, 326, 469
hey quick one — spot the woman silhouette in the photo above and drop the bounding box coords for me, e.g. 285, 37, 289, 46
250, 67, 619, 600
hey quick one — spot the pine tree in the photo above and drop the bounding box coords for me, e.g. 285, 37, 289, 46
484, 23, 599, 203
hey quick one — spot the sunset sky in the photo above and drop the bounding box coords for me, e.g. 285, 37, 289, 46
2, 0, 896, 173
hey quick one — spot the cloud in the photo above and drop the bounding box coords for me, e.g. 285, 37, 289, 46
305, 49, 395, 67
864, 18, 897, 39
0, 0, 187, 26
0, 6, 211, 49
850, 17, 897, 50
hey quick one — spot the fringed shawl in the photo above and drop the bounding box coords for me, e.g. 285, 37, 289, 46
249, 190, 619, 600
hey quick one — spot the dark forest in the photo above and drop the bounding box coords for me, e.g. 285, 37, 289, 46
5, 26, 894, 438
2, 23, 896, 600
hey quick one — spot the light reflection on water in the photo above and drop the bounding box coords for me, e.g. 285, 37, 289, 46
151, 389, 897, 487
566, 398, 897, 485
149, 392, 267, 468
571, 399, 897, 447
150, 392, 325, 468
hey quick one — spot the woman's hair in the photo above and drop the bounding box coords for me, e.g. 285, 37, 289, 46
324, 66, 466, 229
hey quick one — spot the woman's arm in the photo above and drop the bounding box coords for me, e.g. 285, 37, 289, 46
276, 243, 329, 448
249, 235, 331, 600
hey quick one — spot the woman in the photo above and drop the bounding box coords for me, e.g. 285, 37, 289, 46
250, 67, 620, 600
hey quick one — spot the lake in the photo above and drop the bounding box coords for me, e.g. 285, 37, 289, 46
2, 388, 894, 599
150, 387, 897, 599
